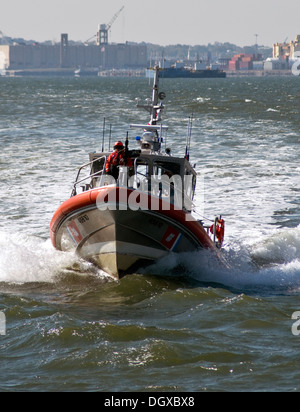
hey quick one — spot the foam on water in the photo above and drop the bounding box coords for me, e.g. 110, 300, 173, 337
2, 223, 299, 293
0, 228, 114, 287
141, 224, 300, 294
190, 225, 300, 293
0, 231, 74, 284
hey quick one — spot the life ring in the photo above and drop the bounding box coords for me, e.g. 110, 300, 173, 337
210, 217, 225, 247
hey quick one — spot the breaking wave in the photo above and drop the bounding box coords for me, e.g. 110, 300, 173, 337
1, 224, 299, 295
143, 225, 300, 295
0, 230, 108, 285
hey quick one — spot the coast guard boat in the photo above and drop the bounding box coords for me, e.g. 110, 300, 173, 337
50, 67, 225, 280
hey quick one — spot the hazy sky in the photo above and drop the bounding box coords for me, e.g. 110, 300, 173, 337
1, 0, 300, 47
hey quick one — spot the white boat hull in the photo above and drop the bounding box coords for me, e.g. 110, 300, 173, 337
50, 187, 216, 279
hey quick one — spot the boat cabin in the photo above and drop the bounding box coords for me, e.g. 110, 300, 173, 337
83, 150, 197, 212
71, 69, 197, 212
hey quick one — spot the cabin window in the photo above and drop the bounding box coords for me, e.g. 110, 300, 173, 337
183, 172, 197, 211
153, 161, 180, 178
133, 159, 150, 191
152, 161, 183, 207
184, 171, 197, 197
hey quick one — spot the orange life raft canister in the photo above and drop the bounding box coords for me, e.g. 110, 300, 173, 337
210, 218, 225, 247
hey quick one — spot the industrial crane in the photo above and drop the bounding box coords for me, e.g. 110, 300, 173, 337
84, 34, 97, 45
97, 6, 125, 45
106, 5, 125, 32
83, 6, 125, 46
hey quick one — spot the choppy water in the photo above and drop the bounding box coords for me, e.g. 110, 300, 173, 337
0, 75, 300, 392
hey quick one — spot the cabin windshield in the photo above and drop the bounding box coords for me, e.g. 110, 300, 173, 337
153, 161, 181, 178
131, 158, 150, 192
73, 152, 196, 212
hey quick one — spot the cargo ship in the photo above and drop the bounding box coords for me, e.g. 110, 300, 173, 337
159, 66, 226, 79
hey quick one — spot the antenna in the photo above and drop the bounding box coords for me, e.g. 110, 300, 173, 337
125, 131, 129, 164
189, 114, 193, 150
102, 117, 106, 152
185, 114, 193, 161
254, 34, 259, 54
108, 124, 112, 151
185, 117, 190, 159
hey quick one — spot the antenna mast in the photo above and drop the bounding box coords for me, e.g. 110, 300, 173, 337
185, 114, 193, 160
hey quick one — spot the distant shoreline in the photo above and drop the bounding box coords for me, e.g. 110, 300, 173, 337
225, 69, 294, 77
2, 68, 297, 77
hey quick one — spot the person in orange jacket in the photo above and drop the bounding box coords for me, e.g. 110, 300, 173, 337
105, 141, 132, 180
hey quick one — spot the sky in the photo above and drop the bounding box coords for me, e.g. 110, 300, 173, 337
1, 0, 300, 47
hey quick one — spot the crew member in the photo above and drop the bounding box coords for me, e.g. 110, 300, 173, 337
105, 141, 132, 180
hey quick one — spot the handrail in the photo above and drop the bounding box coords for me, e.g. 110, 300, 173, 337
74, 170, 105, 187
71, 155, 107, 196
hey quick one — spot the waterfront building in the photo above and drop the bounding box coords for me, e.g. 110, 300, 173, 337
273, 35, 300, 59
0, 34, 147, 72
